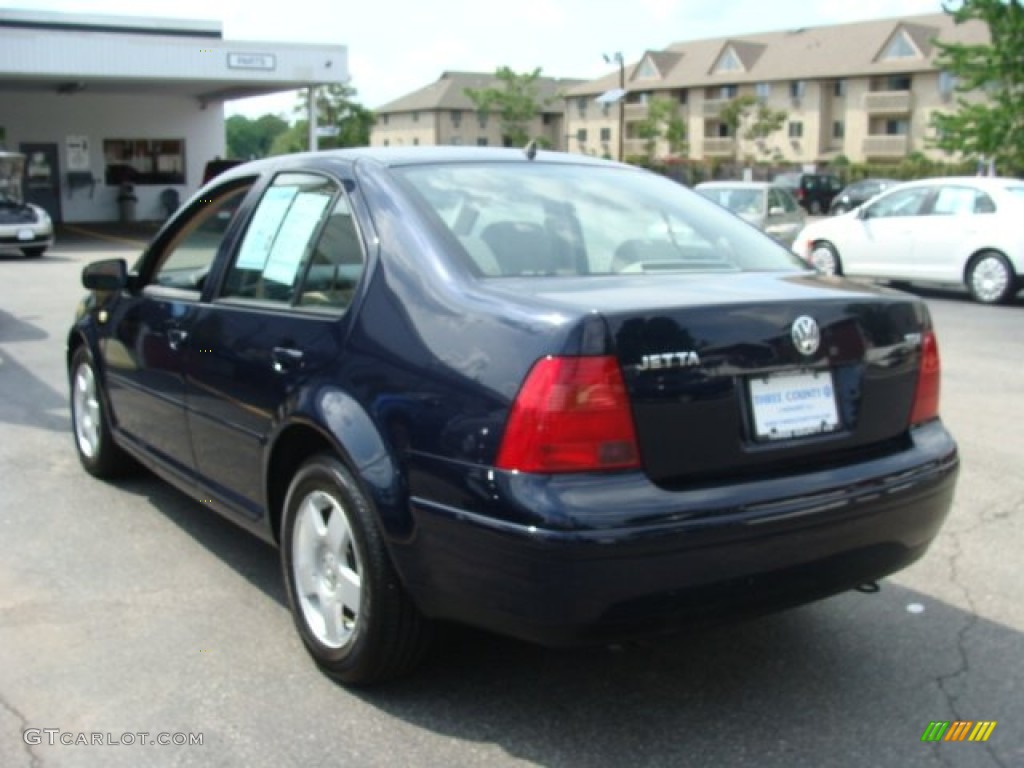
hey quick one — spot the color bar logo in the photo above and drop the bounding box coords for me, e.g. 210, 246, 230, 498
921, 721, 997, 743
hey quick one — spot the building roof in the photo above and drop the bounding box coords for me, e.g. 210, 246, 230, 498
567, 13, 988, 97
376, 70, 585, 114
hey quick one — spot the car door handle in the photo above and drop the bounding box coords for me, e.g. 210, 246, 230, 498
271, 346, 304, 373
167, 328, 189, 350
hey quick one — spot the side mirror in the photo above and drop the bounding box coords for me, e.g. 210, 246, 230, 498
82, 258, 128, 291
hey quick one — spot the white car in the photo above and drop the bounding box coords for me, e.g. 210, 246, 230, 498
0, 151, 54, 258
792, 177, 1024, 304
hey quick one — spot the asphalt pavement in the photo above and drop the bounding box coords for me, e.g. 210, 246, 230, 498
0, 232, 1021, 767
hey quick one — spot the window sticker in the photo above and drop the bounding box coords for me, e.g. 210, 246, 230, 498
236, 186, 299, 270
262, 192, 331, 285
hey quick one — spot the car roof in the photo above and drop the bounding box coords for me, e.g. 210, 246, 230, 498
210, 147, 627, 185
893, 175, 1021, 190
695, 181, 775, 190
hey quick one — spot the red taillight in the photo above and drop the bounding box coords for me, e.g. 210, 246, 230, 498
910, 331, 941, 425
496, 356, 640, 473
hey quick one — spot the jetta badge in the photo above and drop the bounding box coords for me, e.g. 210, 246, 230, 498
791, 316, 820, 356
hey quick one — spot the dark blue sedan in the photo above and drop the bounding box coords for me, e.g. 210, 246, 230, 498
68, 148, 958, 684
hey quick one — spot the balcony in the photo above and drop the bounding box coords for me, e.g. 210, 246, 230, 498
623, 139, 650, 156
863, 90, 913, 114
702, 137, 736, 157
863, 135, 909, 157
624, 102, 650, 119
702, 98, 730, 118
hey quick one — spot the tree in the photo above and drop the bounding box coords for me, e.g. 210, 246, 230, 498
930, 0, 1024, 173
226, 113, 289, 160
465, 67, 551, 147
719, 95, 787, 164
270, 83, 375, 155
633, 97, 688, 164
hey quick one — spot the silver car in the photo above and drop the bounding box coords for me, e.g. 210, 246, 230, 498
0, 151, 54, 258
696, 181, 805, 247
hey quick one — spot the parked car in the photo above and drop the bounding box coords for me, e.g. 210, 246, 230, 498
829, 178, 900, 215
695, 181, 806, 247
773, 172, 843, 214
0, 151, 53, 258
793, 176, 1024, 304
68, 148, 959, 684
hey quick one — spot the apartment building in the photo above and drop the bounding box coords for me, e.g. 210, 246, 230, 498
371, 71, 583, 150
565, 13, 988, 166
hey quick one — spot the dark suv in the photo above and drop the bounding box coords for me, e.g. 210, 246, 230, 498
773, 172, 843, 214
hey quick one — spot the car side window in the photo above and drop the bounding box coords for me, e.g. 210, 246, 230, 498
866, 187, 931, 219
150, 182, 253, 292
296, 193, 367, 311
222, 173, 339, 306
931, 186, 988, 216
778, 189, 799, 213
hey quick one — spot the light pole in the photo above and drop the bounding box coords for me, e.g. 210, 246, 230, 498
603, 52, 625, 161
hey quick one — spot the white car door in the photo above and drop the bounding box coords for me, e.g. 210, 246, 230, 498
840, 186, 934, 278
908, 185, 994, 283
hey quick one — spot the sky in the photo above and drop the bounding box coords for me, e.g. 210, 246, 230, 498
4, 0, 947, 118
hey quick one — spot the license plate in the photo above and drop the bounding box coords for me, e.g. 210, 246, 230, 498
17, 228, 34, 241
749, 370, 840, 441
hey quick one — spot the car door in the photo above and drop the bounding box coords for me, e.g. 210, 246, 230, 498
840, 185, 934, 278
184, 170, 369, 520
102, 179, 255, 478
909, 184, 995, 282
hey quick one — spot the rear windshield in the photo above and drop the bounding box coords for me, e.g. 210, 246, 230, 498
395, 162, 806, 278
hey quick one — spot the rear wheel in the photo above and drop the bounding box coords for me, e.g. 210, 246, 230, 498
809, 242, 842, 276
967, 251, 1017, 305
70, 347, 133, 478
21, 247, 46, 258
280, 455, 431, 685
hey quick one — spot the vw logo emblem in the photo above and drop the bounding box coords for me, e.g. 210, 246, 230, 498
791, 316, 820, 356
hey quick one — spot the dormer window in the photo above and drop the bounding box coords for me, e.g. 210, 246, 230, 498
712, 46, 743, 74
881, 29, 920, 61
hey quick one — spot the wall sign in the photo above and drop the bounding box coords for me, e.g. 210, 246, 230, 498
227, 52, 276, 71
66, 135, 90, 171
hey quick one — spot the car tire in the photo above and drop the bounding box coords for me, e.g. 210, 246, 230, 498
280, 454, 432, 685
69, 346, 134, 478
21, 247, 46, 258
967, 251, 1017, 305
809, 242, 842, 276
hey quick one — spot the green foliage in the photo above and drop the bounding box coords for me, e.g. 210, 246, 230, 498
270, 83, 375, 155
465, 67, 551, 147
226, 113, 289, 160
718, 95, 787, 161
632, 97, 688, 163
930, 0, 1024, 173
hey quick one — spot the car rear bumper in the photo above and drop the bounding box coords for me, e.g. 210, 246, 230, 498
397, 420, 958, 646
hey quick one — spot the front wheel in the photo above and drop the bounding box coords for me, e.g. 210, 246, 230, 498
967, 251, 1017, 305
280, 455, 431, 685
809, 242, 842, 276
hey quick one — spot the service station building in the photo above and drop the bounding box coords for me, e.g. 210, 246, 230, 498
0, 8, 347, 222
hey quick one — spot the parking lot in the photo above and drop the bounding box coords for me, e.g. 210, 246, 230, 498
1, 230, 1022, 768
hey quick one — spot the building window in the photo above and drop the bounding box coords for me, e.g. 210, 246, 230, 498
789, 80, 806, 102
380, 114, 389, 125
678, 89, 688, 105
881, 30, 918, 61
755, 82, 771, 101
412, 111, 420, 122
576, 128, 588, 143
713, 46, 743, 74
886, 119, 909, 135
833, 120, 845, 139
627, 91, 651, 105
834, 79, 847, 98
451, 110, 462, 126
413, 138, 419, 146
788, 121, 804, 139
636, 57, 658, 79
939, 71, 957, 100
600, 127, 611, 142
886, 75, 912, 91
476, 137, 488, 146
104, 139, 185, 185
576, 96, 588, 118
542, 113, 553, 125
478, 113, 489, 129
716, 122, 732, 138
719, 84, 738, 99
